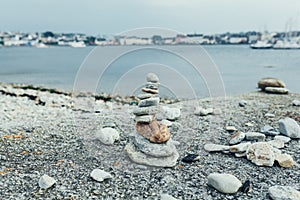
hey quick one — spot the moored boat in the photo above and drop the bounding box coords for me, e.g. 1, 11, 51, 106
250, 41, 273, 49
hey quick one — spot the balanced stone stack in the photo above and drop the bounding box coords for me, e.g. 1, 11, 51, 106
125, 73, 179, 167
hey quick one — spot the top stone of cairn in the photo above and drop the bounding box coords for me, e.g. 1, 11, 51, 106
146, 73, 159, 83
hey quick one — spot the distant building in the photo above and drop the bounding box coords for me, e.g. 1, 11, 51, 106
119, 36, 151, 45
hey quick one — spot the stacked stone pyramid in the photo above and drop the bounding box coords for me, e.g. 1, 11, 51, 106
125, 73, 179, 167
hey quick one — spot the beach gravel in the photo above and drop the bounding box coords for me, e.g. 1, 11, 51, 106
0, 83, 299, 199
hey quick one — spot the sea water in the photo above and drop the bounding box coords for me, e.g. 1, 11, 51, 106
0, 45, 299, 98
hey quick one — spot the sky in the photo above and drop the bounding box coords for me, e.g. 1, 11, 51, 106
1, 0, 300, 35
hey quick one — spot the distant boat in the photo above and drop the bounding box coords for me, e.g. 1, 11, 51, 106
273, 40, 300, 49
250, 41, 273, 49
69, 41, 86, 48
35, 43, 48, 48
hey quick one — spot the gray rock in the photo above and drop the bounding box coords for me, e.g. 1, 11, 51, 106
39, 174, 56, 189
278, 117, 300, 139
133, 106, 158, 116
225, 126, 237, 132
245, 122, 254, 127
229, 142, 251, 153
204, 144, 230, 152
235, 152, 247, 158
258, 77, 286, 90
138, 97, 160, 107
274, 135, 291, 143
137, 93, 156, 100
146, 72, 159, 83
267, 140, 285, 149
135, 115, 154, 123
245, 132, 266, 141
265, 113, 276, 118
161, 119, 172, 127
160, 193, 178, 200
194, 107, 214, 116
145, 82, 160, 90
239, 100, 247, 107
90, 169, 112, 182
161, 106, 181, 121
246, 142, 275, 167
260, 125, 280, 136
207, 173, 242, 194
133, 134, 177, 157
292, 100, 300, 106
269, 186, 300, 200
265, 87, 289, 94
96, 127, 120, 145
229, 131, 246, 145
124, 142, 179, 167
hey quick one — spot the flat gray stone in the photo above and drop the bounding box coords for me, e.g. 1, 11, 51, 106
207, 173, 242, 194
274, 135, 291, 143
133, 106, 158, 116
90, 169, 112, 182
229, 131, 246, 145
137, 93, 156, 100
246, 142, 275, 167
267, 140, 285, 149
204, 143, 230, 152
138, 97, 160, 107
135, 115, 154, 123
229, 142, 251, 153
124, 142, 179, 167
265, 113, 276, 118
39, 174, 56, 189
145, 82, 160, 90
161, 119, 172, 127
260, 125, 280, 136
245, 132, 266, 141
133, 134, 177, 157
278, 117, 300, 139
146, 73, 159, 83
269, 186, 300, 200
265, 87, 289, 94
225, 126, 237, 132
235, 152, 247, 157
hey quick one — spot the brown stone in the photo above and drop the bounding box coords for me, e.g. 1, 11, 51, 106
258, 77, 286, 90
142, 88, 159, 94
275, 153, 294, 168
136, 120, 170, 143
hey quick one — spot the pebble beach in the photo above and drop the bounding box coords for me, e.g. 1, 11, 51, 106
0, 82, 299, 200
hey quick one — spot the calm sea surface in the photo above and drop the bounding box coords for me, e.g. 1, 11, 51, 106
0, 45, 299, 98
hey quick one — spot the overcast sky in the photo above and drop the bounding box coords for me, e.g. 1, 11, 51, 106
1, 0, 300, 35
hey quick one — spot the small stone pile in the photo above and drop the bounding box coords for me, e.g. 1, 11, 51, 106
257, 77, 289, 94
125, 73, 179, 167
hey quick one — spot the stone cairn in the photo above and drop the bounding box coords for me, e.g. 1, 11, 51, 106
124, 73, 179, 167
